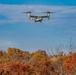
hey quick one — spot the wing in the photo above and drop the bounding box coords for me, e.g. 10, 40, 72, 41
40, 16, 48, 18
30, 16, 38, 18
31, 16, 48, 18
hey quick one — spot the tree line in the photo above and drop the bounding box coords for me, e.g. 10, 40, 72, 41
0, 47, 76, 75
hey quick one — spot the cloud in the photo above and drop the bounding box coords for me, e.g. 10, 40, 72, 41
0, 40, 18, 50
0, 4, 76, 25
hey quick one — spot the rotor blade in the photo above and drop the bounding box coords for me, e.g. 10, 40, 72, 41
22, 11, 32, 13
46, 11, 55, 13
43, 11, 55, 13
22, 12, 27, 13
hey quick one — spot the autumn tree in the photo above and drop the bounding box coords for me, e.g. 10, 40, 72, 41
31, 50, 48, 64
7, 48, 23, 56
22, 51, 31, 62
63, 53, 76, 75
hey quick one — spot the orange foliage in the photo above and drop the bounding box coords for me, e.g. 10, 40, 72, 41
7, 48, 23, 56
63, 53, 76, 74
0, 48, 76, 75
31, 50, 48, 64
22, 51, 31, 60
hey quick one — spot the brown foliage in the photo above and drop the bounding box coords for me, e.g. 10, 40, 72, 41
63, 53, 76, 74
0, 48, 76, 75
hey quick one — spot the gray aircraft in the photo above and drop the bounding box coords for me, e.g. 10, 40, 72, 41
22, 11, 54, 22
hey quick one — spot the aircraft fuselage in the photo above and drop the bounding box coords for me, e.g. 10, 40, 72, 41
35, 17, 42, 22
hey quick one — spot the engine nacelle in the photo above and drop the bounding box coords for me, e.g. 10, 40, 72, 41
47, 13, 50, 20
27, 13, 31, 20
